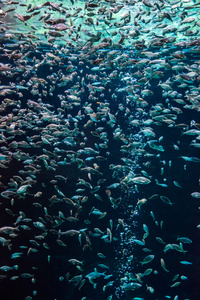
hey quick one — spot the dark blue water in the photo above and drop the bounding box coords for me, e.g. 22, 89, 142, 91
0, 40, 199, 300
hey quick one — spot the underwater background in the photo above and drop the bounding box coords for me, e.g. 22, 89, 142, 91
0, 0, 199, 299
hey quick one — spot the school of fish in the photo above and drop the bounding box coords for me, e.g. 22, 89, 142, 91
0, 0, 199, 299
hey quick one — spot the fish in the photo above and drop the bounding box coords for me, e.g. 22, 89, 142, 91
177, 237, 192, 244
69, 274, 82, 285
160, 196, 174, 205
161, 258, 169, 272
86, 268, 106, 283
0, 226, 19, 234
170, 281, 181, 288
180, 261, 192, 265
141, 255, 155, 265
180, 156, 200, 163
59, 230, 80, 237
0, 0, 199, 298
121, 282, 142, 290
130, 176, 151, 185
191, 192, 200, 199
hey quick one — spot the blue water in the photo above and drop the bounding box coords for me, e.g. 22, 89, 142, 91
0, 29, 199, 300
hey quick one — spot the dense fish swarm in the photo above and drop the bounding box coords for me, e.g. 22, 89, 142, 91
0, 0, 199, 299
